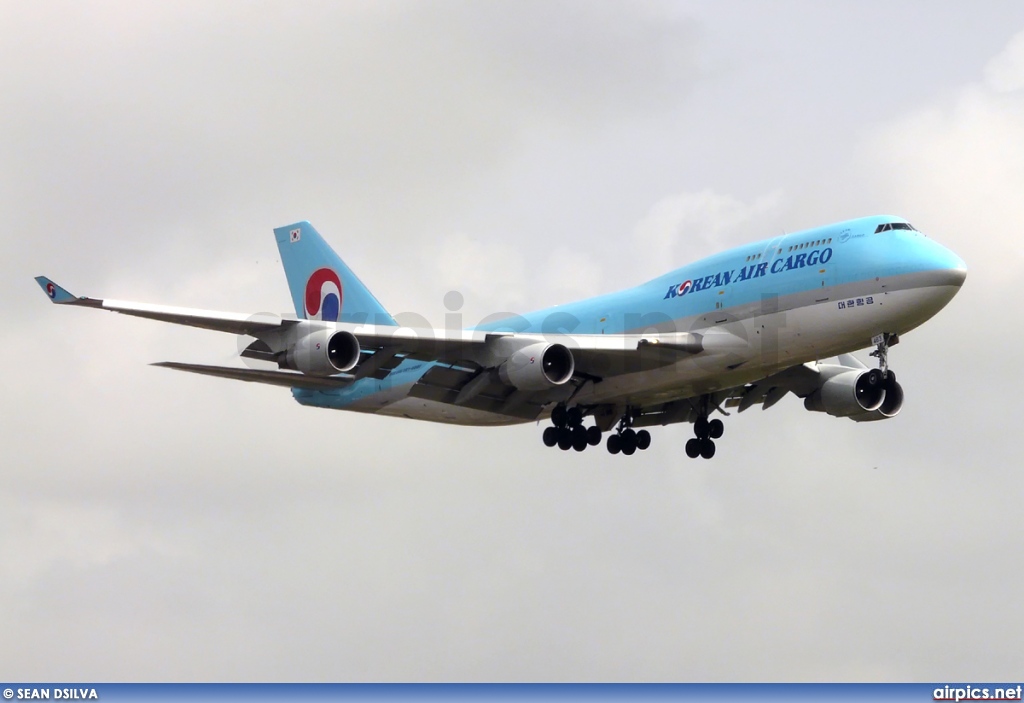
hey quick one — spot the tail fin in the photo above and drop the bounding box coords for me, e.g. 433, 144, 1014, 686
274, 221, 397, 325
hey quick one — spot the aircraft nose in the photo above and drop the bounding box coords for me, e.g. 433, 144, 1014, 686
921, 238, 967, 288
939, 249, 967, 287
948, 263, 967, 286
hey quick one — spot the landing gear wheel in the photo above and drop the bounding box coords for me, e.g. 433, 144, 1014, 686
636, 429, 651, 450
708, 419, 724, 440
620, 430, 638, 455
586, 426, 602, 446
865, 368, 883, 388
699, 438, 716, 459
557, 427, 573, 451
567, 406, 584, 427
551, 405, 568, 428
694, 416, 709, 439
542, 427, 559, 447
606, 434, 622, 455
685, 438, 701, 459
572, 426, 588, 452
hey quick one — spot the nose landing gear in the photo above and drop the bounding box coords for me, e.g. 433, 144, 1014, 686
870, 332, 899, 378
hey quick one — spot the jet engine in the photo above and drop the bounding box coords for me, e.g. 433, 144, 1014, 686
498, 342, 575, 391
849, 373, 904, 422
282, 329, 360, 376
803, 368, 886, 418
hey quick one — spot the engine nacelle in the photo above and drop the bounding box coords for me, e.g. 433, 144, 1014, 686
850, 375, 904, 422
283, 329, 360, 376
498, 342, 575, 391
803, 368, 886, 417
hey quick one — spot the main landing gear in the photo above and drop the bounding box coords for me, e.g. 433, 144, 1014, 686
685, 395, 726, 460
540, 405, 652, 456
685, 416, 723, 459
605, 414, 651, 456
541, 402, 728, 460
542, 404, 602, 452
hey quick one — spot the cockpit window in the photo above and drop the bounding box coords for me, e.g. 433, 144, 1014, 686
874, 222, 917, 233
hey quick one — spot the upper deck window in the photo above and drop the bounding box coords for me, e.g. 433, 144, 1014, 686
874, 222, 917, 233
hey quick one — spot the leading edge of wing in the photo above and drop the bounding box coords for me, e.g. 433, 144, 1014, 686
153, 362, 354, 390
347, 326, 704, 357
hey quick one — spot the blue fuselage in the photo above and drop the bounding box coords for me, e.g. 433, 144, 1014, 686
294, 215, 966, 424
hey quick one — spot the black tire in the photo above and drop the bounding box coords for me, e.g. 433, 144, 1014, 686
708, 419, 724, 439
572, 426, 588, 451
542, 427, 559, 447
636, 429, 651, 450
694, 416, 709, 439
621, 431, 638, 455
699, 438, 716, 459
567, 406, 584, 427
685, 438, 701, 458
558, 428, 573, 451
606, 434, 621, 454
586, 426, 602, 446
551, 405, 568, 428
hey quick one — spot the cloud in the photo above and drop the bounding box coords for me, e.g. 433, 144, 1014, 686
862, 40, 1024, 288
629, 189, 786, 282
984, 28, 1024, 93
0, 1, 701, 274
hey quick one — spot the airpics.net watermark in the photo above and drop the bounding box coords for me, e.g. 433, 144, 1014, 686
934, 684, 1023, 701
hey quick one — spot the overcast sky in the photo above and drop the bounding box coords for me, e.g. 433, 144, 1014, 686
3, 0, 1024, 682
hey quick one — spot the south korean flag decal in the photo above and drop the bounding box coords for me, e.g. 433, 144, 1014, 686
289, 228, 301, 243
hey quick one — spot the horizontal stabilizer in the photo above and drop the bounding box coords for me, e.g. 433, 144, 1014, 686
153, 362, 354, 390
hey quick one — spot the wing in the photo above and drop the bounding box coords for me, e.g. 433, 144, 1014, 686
152, 362, 354, 390
34, 276, 293, 336
36, 277, 715, 405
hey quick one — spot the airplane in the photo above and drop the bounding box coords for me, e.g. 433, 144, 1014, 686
35, 215, 966, 459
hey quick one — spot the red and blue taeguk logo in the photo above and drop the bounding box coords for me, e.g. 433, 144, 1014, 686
304, 268, 343, 321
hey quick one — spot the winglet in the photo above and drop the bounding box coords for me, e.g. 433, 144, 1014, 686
34, 276, 81, 304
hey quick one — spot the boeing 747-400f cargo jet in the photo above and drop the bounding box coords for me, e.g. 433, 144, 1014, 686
36, 215, 965, 459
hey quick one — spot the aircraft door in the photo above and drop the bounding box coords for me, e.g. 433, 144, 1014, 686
812, 239, 837, 304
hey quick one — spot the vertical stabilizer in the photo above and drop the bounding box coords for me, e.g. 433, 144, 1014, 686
274, 221, 397, 325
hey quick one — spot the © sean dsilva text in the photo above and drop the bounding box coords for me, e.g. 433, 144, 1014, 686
7, 690, 98, 700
